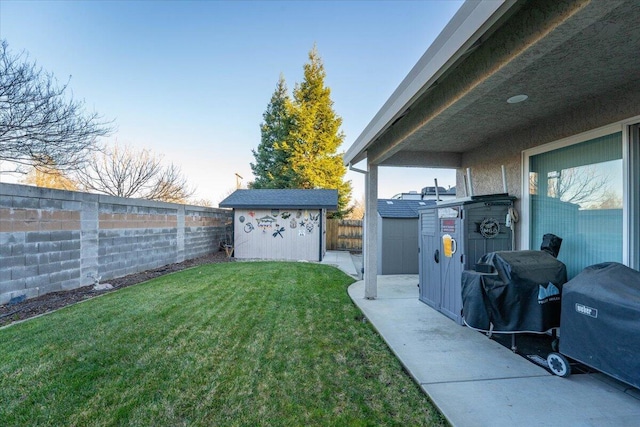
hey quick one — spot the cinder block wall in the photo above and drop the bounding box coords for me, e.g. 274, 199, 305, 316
0, 183, 232, 305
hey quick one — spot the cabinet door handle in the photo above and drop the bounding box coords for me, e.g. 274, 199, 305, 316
434, 249, 440, 264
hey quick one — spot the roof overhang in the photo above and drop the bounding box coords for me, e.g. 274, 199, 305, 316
344, 0, 640, 168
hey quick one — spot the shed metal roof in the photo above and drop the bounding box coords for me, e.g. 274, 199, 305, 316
219, 189, 338, 209
377, 199, 436, 219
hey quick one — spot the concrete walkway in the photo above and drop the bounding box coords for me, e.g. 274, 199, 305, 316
320, 250, 360, 278
348, 275, 640, 427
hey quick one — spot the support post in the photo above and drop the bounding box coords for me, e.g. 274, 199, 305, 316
364, 162, 378, 299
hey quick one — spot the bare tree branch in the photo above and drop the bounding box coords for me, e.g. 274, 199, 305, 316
0, 40, 113, 172
75, 143, 195, 203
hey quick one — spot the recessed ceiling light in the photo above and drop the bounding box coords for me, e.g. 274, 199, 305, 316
507, 94, 528, 104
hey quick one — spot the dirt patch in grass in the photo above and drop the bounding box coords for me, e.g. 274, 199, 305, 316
0, 251, 232, 327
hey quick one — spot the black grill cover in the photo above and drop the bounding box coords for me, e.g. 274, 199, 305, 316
559, 262, 640, 389
462, 250, 567, 332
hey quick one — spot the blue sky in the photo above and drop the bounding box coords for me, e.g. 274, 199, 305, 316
0, 0, 462, 203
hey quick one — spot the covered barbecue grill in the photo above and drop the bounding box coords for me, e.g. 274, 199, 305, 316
462, 250, 567, 333
547, 262, 640, 389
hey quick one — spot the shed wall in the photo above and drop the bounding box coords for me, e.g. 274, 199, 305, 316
232, 208, 323, 261
378, 216, 419, 275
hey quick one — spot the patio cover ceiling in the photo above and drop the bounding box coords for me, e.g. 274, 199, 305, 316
344, 0, 640, 168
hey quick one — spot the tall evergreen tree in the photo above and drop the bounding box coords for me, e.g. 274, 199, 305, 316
250, 47, 352, 216
250, 75, 293, 189
285, 45, 352, 215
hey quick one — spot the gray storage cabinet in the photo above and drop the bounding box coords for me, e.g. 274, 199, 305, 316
418, 195, 516, 324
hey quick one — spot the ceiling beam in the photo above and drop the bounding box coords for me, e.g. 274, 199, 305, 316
378, 150, 462, 168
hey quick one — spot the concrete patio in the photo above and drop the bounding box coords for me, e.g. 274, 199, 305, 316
346, 273, 640, 426
319, 251, 640, 426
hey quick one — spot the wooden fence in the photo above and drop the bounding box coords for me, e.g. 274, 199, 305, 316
326, 219, 362, 251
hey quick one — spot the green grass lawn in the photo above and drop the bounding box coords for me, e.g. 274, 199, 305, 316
0, 262, 446, 426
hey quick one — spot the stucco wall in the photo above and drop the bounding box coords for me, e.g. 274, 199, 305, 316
0, 183, 232, 305
456, 86, 639, 249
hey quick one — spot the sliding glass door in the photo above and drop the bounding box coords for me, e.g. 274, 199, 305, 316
528, 132, 623, 278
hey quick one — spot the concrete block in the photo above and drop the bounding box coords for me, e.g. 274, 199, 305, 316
12, 265, 38, 280
11, 197, 39, 209
0, 278, 26, 294
61, 259, 80, 271
110, 204, 128, 214
82, 239, 98, 252
0, 232, 25, 245
26, 232, 51, 243
61, 240, 81, 251
49, 270, 72, 284
99, 230, 118, 239
81, 229, 98, 239
0, 244, 11, 257
23, 287, 40, 299
25, 253, 41, 266
61, 200, 82, 211
10, 243, 25, 256
2, 255, 25, 268
99, 255, 113, 265
108, 268, 126, 280
81, 257, 98, 275
102, 246, 116, 256
38, 262, 59, 275
0, 268, 11, 281
38, 241, 61, 253
39, 199, 63, 210
50, 230, 73, 242
0, 194, 13, 208
76, 191, 98, 203
25, 274, 50, 289
23, 242, 37, 254
60, 278, 81, 291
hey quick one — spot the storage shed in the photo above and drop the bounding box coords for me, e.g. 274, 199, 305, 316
219, 189, 338, 261
377, 199, 435, 275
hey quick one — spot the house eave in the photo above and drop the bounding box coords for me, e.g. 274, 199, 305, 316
344, 0, 520, 166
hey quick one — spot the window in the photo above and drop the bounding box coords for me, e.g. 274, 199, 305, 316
528, 132, 623, 278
